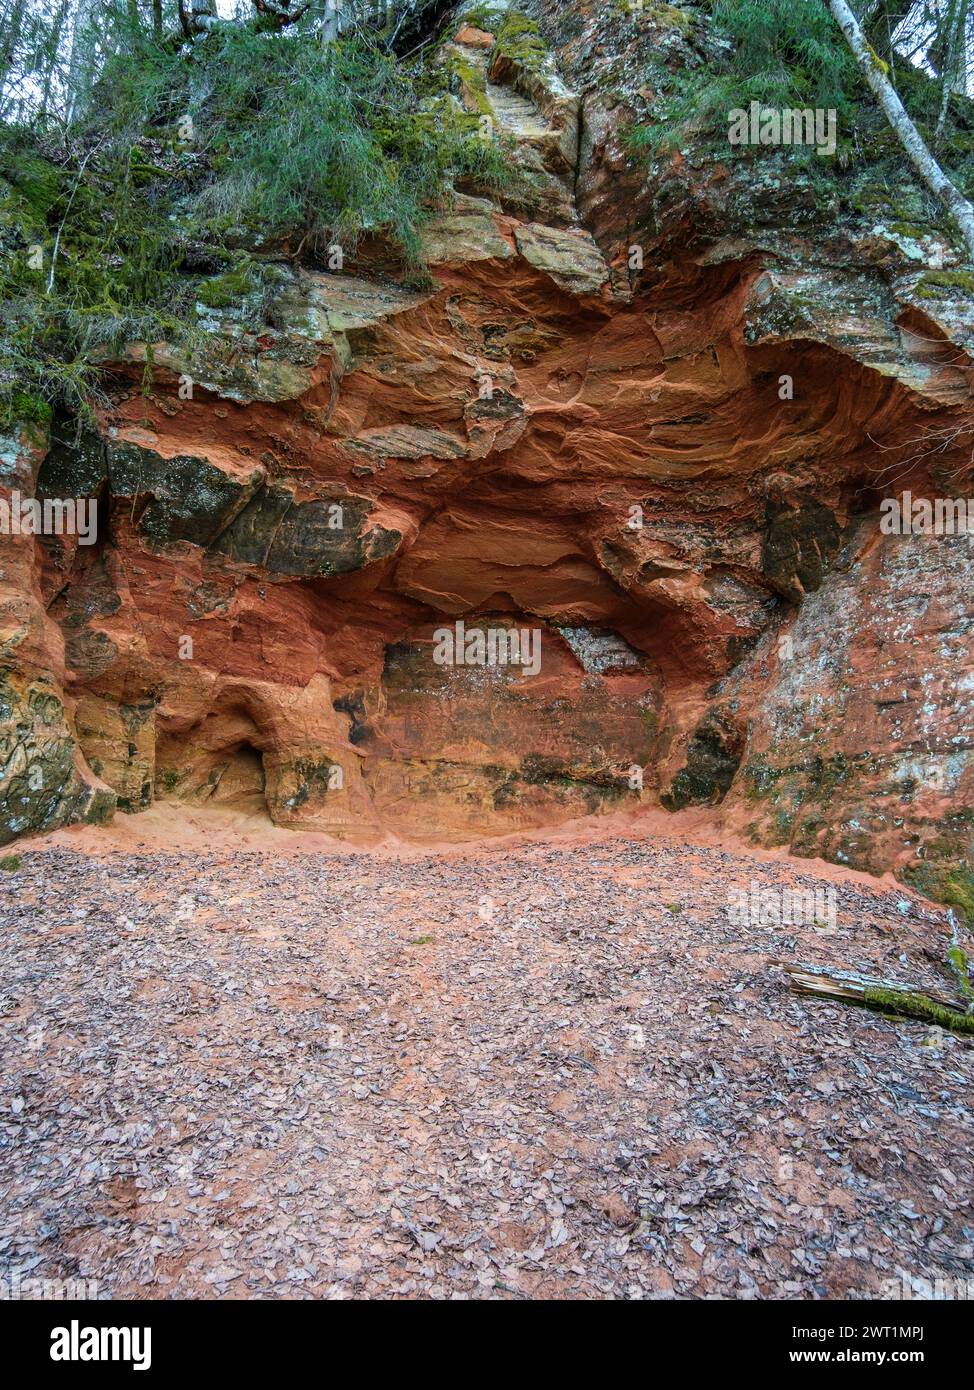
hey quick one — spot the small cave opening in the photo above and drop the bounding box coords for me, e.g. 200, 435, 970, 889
155, 708, 269, 820
208, 742, 267, 815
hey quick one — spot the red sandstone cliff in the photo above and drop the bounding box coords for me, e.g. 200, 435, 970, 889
1, 2, 973, 910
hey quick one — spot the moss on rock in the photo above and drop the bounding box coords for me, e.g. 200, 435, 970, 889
494, 12, 548, 72
663, 706, 744, 810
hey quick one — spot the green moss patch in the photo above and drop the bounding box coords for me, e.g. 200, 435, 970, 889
196, 262, 260, 309
862, 986, 974, 1035
494, 12, 548, 72
915, 268, 974, 298
663, 706, 743, 810
901, 863, 974, 925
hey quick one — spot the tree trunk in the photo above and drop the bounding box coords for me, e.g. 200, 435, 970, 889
828, 0, 974, 259
321, 0, 341, 45
863, 1, 913, 61
64, 0, 98, 124
191, 0, 220, 32
935, 0, 969, 142
0, 0, 26, 97
39, 0, 70, 119
782, 961, 974, 1033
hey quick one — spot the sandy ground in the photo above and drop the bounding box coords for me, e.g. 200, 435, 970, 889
17, 798, 915, 885
1, 813, 972, 1300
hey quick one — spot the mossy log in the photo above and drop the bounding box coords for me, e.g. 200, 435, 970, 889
782, 962, 974, 1034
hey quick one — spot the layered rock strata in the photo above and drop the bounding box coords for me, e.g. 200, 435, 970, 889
2, 1, 973, 908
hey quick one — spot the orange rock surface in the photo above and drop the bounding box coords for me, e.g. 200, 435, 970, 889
2, 5, 972, 906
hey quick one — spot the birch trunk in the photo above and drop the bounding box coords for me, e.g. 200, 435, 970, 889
828, 0, 974, 259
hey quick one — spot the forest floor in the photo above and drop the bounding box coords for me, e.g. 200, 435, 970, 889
1, 825, 972, 1300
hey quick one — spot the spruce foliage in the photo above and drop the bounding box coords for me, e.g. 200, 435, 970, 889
0, 11, 510, 428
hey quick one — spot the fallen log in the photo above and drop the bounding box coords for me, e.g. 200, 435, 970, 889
781, 962, 974, 1034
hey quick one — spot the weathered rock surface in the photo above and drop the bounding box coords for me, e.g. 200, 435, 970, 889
2, 1, 973, 908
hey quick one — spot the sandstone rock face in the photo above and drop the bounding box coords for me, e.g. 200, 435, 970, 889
716, 526, 974, 894
2, 4, 973, 904
0, 428, 117, 842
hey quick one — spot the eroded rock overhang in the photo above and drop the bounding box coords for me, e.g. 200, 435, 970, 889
1, 2, 973, 909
